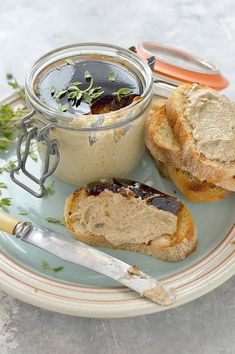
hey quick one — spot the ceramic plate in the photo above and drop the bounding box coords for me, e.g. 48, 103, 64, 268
0, 94, 234, 318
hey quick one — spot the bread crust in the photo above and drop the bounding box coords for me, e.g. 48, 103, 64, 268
161, 163, 229, 202
64, 187, 197, 262
166, 84, 235, 182
146, 105, 235, 192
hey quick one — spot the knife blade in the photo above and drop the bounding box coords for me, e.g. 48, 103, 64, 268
0, 211, 175, 306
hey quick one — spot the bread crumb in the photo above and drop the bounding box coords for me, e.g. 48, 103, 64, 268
127, 265, 141, 275
142, 284, 175, 305
230, 239, 235, 244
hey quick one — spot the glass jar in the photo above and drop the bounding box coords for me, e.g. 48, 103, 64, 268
11, 43, 153, 197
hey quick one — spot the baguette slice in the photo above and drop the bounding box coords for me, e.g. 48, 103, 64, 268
65, 179, 197, 262
166, 83, 235, 182
151, 96, 167, 111
146, 105, 235, 192
157, 161, 229, 202
146, 106, 183, 168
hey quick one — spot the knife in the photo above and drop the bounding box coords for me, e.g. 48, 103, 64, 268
0, 211, 175, 306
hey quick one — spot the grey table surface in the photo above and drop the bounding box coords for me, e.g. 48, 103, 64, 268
0, 0, 234, 353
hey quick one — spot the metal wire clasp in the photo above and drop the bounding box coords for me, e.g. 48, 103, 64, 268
10, 110, 60, 198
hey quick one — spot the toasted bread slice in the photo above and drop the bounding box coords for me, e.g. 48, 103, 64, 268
65, 179, 197, 262
157, 161, 229, 202
166, 83, 235, 182
146, 106, 183, 168
146, 105, 235, 192
215, 177, 235, 191
151, 96, 167, 111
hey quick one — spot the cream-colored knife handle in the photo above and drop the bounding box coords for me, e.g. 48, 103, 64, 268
0, 211, 20, 234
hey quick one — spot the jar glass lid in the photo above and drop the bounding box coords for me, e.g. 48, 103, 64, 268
136, 42, 229, 90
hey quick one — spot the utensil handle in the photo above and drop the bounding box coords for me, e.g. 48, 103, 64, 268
0, 211, 20, 234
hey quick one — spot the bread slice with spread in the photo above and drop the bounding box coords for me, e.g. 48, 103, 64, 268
64, 179, 197, 262
146, 105, 234, 200
157, 161, 229, 202
166, 83, 235, 182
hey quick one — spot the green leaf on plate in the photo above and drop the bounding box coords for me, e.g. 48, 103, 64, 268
44, 181, 55, 196
18, 208, 28, 215
52, 266, 64, 272
45, 216, 65, 225
41, 261, 50, 270
0, 197, 11, 208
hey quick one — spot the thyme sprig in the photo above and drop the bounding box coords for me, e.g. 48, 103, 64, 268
113, 87, 133, 102
0, 74, 28, 151
45, 216, 65, 225
52, 71, 104, 111
41, 261, 64, 272
52, 69, 135, 112
6, 73, 25, 100
0, 197, 11, 208
0, 160, 17, 174
0, 182, 7, 196
0, 104, 28, 151
18, 207, 29, 215
44, 181, 55, 196
58, 103, 69, 112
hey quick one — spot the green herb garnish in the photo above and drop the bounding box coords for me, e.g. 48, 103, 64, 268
108, 71, 116, 82
44, 181, 55, 196
18, 208, 28, 215
42, 261, 50, 270
84, 70, 92, 81
6, 73, 25, 100
0, 182, 7, 196
55, 90, 67, 99
70, 81, 82, 86
45, 216, 65, 225
58, 103, 69, 112
53, 71, 104, 110
52, 266, 64, 272
0, 198, 11, 208
0, 103, 27, 151
41, 262, 63, 272
0, 160, 17, 174
0, 137, 12, 149
65, 58, 75, 65
113, 87, 133, 102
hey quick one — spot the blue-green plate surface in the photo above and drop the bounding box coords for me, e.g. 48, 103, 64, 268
0, 149, 234, 288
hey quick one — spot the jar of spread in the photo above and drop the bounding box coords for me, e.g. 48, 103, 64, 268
11, 42, 229, 197
11, 43, 153, 197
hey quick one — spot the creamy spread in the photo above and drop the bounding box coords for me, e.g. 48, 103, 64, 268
38, 107, 148, 184
127, 265, 141, 276
71, 189, 177, 245
184, 84, 235, 163
142, 284, 175, 305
